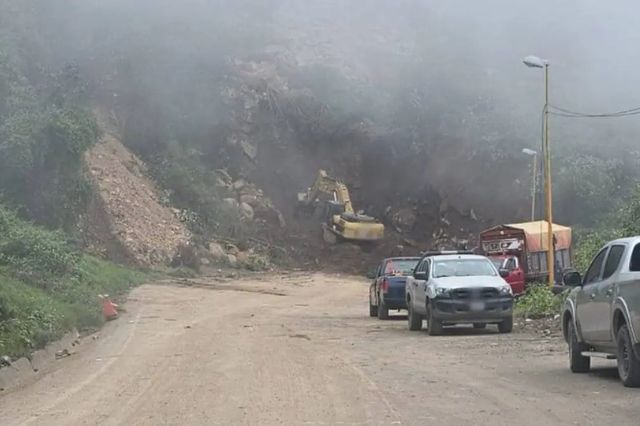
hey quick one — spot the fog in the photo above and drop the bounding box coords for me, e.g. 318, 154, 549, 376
3, 0, 640, 227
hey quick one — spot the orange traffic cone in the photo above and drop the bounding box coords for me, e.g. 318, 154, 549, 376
100, 295, 119, 321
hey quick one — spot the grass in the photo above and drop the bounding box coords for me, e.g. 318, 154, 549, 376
0, 256, 149, 358
0, 205, 151, 358
0, 271, 72, 357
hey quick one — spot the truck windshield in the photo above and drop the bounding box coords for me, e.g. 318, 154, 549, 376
384, 259, 419, 275
433, 259, 497, 278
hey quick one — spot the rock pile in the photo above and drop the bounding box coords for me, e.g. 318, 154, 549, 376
85, 132, 191, 266
206, 241, 271, 271
215, 170, 286, 230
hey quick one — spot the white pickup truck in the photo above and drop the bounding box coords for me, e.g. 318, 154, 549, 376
405, 252, 514, 335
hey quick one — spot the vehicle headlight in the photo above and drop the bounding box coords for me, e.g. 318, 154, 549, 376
499, 286, 513, 296
435, 287, 450, 297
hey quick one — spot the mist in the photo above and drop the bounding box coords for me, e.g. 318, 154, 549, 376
3, 0, 640, 231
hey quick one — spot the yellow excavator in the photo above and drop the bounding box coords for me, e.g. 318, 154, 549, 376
296, 170, 384, 244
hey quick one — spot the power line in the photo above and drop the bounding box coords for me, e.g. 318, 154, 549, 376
549, 104, 640, 118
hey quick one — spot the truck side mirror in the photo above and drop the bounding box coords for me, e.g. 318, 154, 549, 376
498, 268, 509, 278
366, 270, 376, 279
563, 271, 582, 287
414, 271, 427, 280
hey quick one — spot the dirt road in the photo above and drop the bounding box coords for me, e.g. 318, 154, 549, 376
1, 273, 639, 425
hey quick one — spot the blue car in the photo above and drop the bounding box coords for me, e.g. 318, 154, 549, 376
368, 257, 421, 319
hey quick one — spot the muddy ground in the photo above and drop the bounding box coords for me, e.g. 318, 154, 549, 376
1, 273, 638, 425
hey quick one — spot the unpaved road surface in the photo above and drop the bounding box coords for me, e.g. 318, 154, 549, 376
1, 273, 639, 425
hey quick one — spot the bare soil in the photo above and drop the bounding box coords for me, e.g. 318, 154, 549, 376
1, 273, 638, 425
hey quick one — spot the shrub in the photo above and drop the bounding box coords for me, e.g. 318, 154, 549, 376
516, 284, 567, 319
0, 206, 79, 284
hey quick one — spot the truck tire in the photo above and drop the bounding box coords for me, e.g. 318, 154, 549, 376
568, 321, 590, 373
498, 317, 513, 334
407, 302, 422, 331
377, 295, 389, 320
616, 324, 640, 387
369, 301, 378, 317
426, 300, 443, 336
473, 323, 487, 330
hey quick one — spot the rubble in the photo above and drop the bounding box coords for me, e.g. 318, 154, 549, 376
84, 131, 191, 267
391, 208, 417, 232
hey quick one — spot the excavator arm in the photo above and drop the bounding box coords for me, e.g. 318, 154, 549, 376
298, 169, 354, 214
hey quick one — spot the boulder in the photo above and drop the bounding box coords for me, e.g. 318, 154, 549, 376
223, 198, 239, 209
225, 244, 240, 255
240, 140, 257, 161
227, 254, 238, 267
392, 208, 416, 231
232, 179, 246, 191
208, 242, 226, 260
236, 251, 249, 263
240, 194, 259, 206
240, 202, 255, 220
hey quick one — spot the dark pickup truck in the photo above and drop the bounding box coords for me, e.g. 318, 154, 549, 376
368, 257, 420, 319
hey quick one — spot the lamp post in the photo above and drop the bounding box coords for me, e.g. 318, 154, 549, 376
522, 148, 537, 221
523, 55, 554, 287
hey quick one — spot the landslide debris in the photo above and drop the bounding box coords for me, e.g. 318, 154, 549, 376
84, 129, 191, 267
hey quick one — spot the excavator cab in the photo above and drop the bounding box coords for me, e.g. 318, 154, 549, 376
323, 200, 345, 222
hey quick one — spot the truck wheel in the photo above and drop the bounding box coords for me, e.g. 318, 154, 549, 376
568, 321, 590, 373
377, 295, 389, 320
369, 301, 378, 317
407, 303, 422, 331
473, 323, 486, 330
426, 300, 443, 336
616, 324, 640, 387
498, 317, 513, 334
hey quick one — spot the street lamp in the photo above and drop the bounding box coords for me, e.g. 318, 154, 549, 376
523, 54, 555, 287
522, 148, 537, 221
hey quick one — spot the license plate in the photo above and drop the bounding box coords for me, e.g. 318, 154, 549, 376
470, 301, 485, 311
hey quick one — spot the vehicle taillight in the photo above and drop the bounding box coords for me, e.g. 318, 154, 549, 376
382, 278, 389, 292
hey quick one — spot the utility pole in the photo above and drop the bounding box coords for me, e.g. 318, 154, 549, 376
523, 55, 554, 287
543, 62, 554, 287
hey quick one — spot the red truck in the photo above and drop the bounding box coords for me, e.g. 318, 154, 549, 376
479, 220, 572, 295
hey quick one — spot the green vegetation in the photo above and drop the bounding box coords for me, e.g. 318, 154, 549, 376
0, 53, 100, 229
515, 285, 567, 319
0, 206, 148, 358
621, 184, 640, 236
572, 185, 640, 274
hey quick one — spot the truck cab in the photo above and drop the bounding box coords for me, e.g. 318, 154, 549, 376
489, 255, 525, 295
